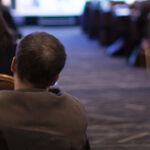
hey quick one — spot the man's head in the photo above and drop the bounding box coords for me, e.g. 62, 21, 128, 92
11, 32, 66, 89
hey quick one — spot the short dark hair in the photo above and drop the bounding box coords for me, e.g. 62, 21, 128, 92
15, 32, 66, 88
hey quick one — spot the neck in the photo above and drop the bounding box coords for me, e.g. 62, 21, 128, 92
14, 74, 35, 90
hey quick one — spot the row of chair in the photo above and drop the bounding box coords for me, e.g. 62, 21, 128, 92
80, 0, 150, 70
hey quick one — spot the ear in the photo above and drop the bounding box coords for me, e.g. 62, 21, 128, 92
51, 75, 59, 86
11, 57, 16, 73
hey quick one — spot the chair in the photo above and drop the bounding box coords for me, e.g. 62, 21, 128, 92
0, 127, 71, 150
0, 74, 14, 90
145, 13, 150, 72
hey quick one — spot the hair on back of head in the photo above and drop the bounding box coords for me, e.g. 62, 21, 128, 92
16, 32, 67, 88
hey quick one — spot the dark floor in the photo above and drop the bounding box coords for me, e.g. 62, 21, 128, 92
20, 26, 150, 150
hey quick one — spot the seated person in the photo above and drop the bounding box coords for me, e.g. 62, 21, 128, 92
0, 32, 88, 150
0, 0, 21, 39
0, 13, 16, 75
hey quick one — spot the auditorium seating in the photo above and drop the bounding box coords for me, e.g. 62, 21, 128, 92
80, 0, 150, 70
81, 1, 100, 39
0, 74, 13, 90
98, 10, 113, 45
106, 5, 131, 56
145, 14, 150, 71
128, 1, 150, 68
81, 1, 91, 33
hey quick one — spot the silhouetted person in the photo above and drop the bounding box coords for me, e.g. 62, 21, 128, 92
0, 32, 88, 150
0, 0, 21, 39
0, 12, 16, 75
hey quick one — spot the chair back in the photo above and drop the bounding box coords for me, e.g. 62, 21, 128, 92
0, 74, 14, 90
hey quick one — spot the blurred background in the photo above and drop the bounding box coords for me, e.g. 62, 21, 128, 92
1, 0, 150, 150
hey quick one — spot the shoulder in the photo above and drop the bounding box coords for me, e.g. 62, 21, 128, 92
63, 92, 84, 107
0, 91, 21, 113
61, 92, 87, 118
49, 88, 83, 105
0, 90, 18, 102
49, 88, 86, 115
0, 90, 15, 97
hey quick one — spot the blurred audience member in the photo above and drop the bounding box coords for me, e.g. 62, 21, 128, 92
0, 0, 21, 39
0, 12, 16, 75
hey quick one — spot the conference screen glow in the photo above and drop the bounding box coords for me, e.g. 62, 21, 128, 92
14, 0, 86, 16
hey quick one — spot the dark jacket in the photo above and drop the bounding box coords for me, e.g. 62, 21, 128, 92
0, 88, 88, 150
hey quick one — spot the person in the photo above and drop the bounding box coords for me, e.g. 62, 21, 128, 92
0, 32, 88, 150
0, 0, 21, 39
0, 12, 16, 75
